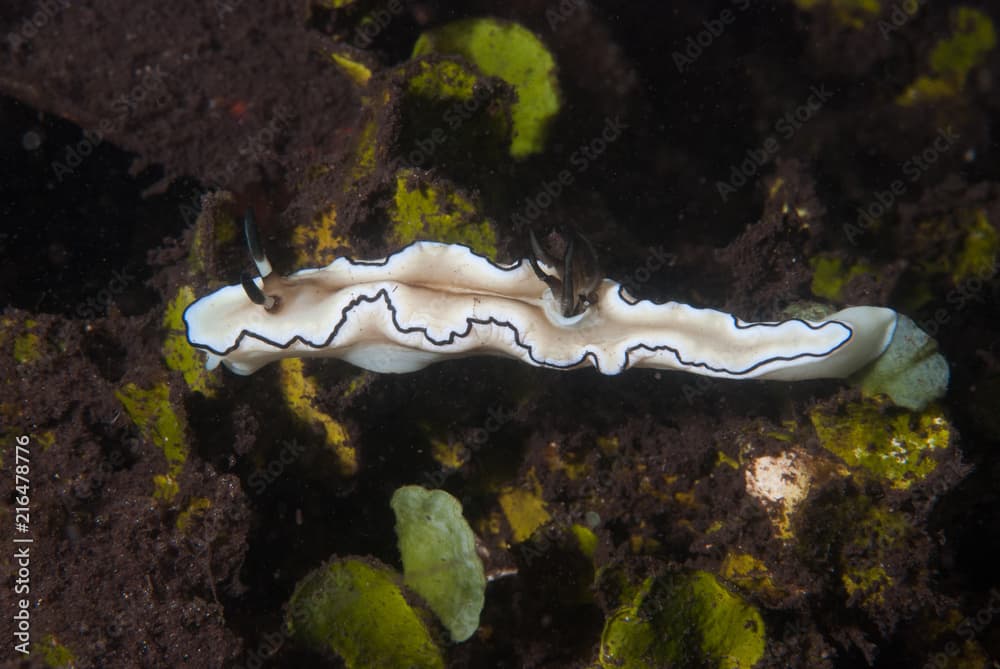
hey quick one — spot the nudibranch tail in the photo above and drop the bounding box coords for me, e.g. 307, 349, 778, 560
183, 239, 898, 381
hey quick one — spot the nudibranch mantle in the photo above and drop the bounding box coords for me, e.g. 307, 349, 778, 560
183, 241, 897, 379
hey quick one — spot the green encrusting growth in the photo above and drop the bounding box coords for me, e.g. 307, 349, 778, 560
798, 493, 912, 610
720, 553, 783, 604
898, 7, 996, 105
10, 317, 44, 365
598, 570, 765, 669
407, 58, 478, 100
175, 497, 212, 532
390, 169, 498, 257
163, 286, 217, 396
330, 51, 373, 87
793, 0, 880, 29
115, 382, 188, 501
809, 254, 874, 302
927, 8, 995, 84
898, 208, 996, 313
952, 209, 998, 284
187, 207, 237, 275
13, 331, 41, 364
412, 17, 560, 158
810, 399, 950, 489
37, 634, 75, 668
391, 486, 486, 642
285, 558, 445, 669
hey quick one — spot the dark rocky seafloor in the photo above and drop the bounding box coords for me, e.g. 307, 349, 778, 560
1, 1, 1000, 668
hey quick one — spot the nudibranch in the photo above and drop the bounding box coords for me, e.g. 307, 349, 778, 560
183, 215, 898, 379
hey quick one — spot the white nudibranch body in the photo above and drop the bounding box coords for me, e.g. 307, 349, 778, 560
183, 241, 898, 379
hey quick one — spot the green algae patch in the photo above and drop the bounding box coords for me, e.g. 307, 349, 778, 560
498, 470, 550, 543
286, 557, 445, 669
798, 494, 911, 611
857, 314, 949, 411
331, 51, 373, 87
278, 359, 357, 477
810, 399, 950, 489
397, 52, 515, 166
927, 8, 995, 86
898, 7, 996, 106
390, 169, 497, 257
842, 564, 892, 605
343, 81, 395, 186
720, 553, 783, 604
952, 209, 998, 284
38, 634, 75, 668
316, 0, 358, 8
350, 115, 381, 183
11, 318, 44, 365
186, 197, 238, 276
115, 382, 188, 502
291, 205, 351, 267
391, 486, 486, 642
794, 0, 880, 29
917, 609, 993, 669
571, 523, 598, 560
163, 285, 218, 397
430, 435, 467, 470
341, 372, 372, 399
900, 208, 998, 312
13, 331, 41, 364
407, 58, 478, 100
175, 496, 212, 532
716, 450, 740, 470
412, 18, 560, 158
598, 571, 765, 669
809, 254, 874, 301
36, 431, 55, 451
